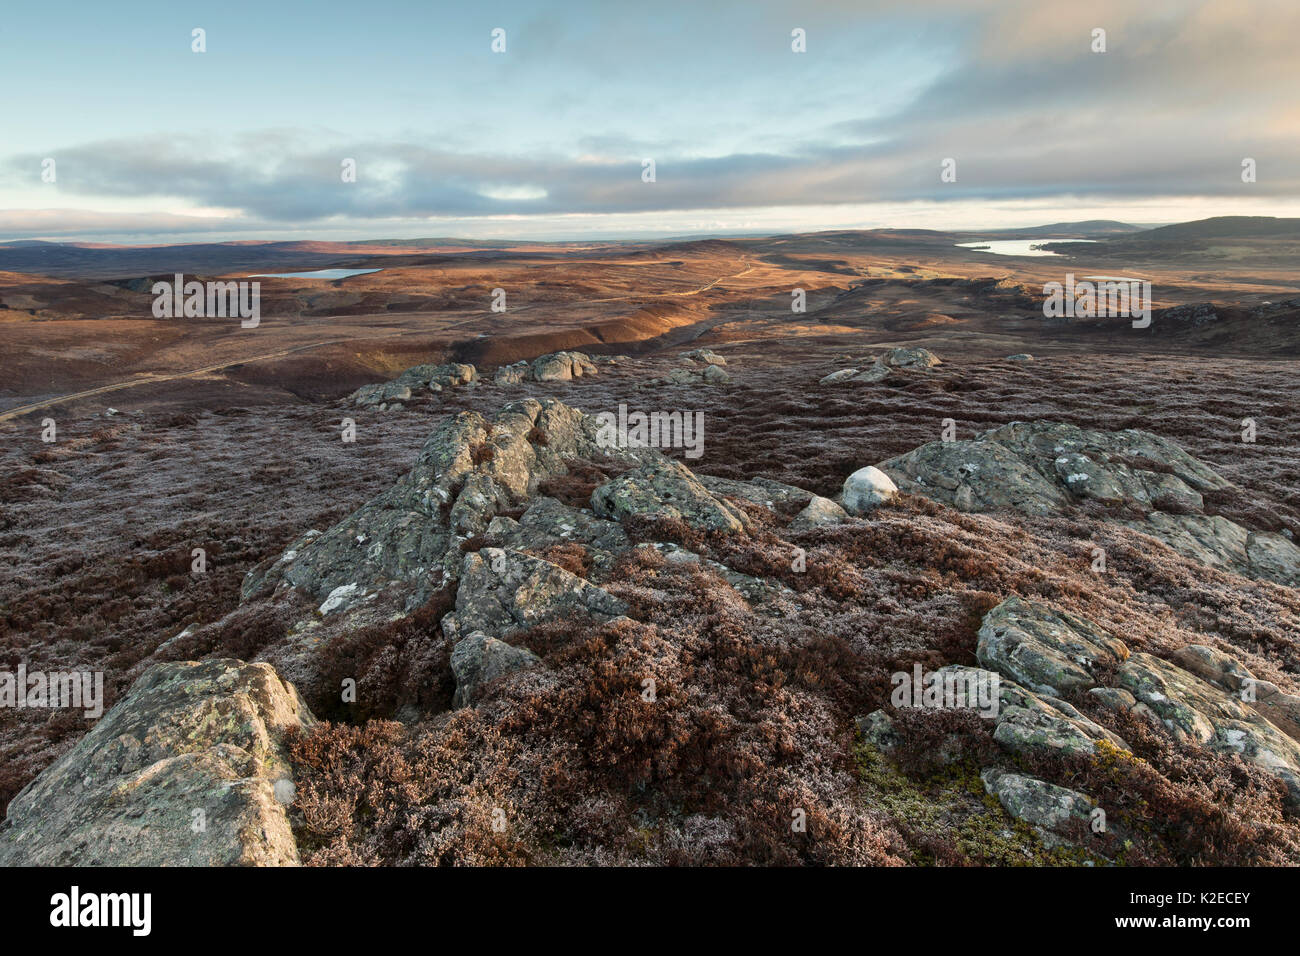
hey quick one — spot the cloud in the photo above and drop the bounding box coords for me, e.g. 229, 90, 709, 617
2, 1, 1296, 237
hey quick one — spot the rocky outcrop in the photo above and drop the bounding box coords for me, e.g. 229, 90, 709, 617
347, 381, 412, 409
450, 631, 542, 707
486, 496, 632, 578
396, 362, 477, 390
879, 421, 1297, 585
243, 399, 643, 610
443, 547, 628, 642
0, 659, 313, 867
696, 474, 816, 513
681, 348, 727, 366
346, 362, 477, 408
976, 596, 1128, 697
592, 459, 752, 533
881, 438, 1070, 516
1128, 513, 1300, 587
821, 346, 941, 384
490, 351, 599, 385
1116, 652, 1300, 802
532, 350, 598, 382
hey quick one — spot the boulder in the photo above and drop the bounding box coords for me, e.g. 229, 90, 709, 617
790, 495, 849, 529
877, 346, 941, 368
1118, 651, 1300, 804
981, 768, 1094, 839
531, 351, 597, 382
443, 547, 628, 641
701, 364, 731, 384
0, 659, 313, 867
592, 459, 751, 533
976, 596, 1129, 697
841, 465, 898, 514
820, 368, 861, 384
347, 381, 412, 408
681, 348, 727, 367
1006, 353, 1034, 362
494, 362, 529, 386
450, 631, 542, 707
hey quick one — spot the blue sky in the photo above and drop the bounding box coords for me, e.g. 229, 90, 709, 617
2, 0, 1297, 242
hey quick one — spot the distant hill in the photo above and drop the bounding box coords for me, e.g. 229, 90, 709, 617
984, 220, 1143, 237
1127, 216, 1300, 241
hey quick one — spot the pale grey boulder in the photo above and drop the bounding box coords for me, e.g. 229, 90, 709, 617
841, 465, 899, 514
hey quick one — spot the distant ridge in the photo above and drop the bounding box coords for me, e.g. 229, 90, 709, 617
981, 220, 1143, 237
1127, 216, 1300, 240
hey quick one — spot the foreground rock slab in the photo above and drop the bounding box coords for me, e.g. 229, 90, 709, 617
0, 659, 313, 867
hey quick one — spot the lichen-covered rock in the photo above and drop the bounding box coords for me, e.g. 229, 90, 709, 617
820, 368, 861, 384
531, 350, 597, 382
790, 495, 848, 529
395, 362, 477, 390
1170, 644, 1300, 742
878, 421, 1292, 584
981, 768, 1094, 840
880, 439, 1071, 516
977, 596, 1129, 696
701, 364, 731, 384
841, 465, 898, 514
696, 475, 816, 512
486, 496, 631, 577
347, 381, 412, 408
0, 659, 313, 867
592, 459, 751, 533
451, 631, 542, 707
443, 547, 628, 641
1006, 353, 1033, 362
681, 348, 727, 366
877, 346, 941, 368
994, 680, 1129, 756
1118, 652, 1300, 804
1132, 513, 1300, 587
248, 399, 632, 609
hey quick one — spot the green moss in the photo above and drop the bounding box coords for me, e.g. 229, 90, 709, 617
856, 740, 1106, 866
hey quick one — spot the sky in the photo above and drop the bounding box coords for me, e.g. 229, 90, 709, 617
1, 0, 1297, 243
